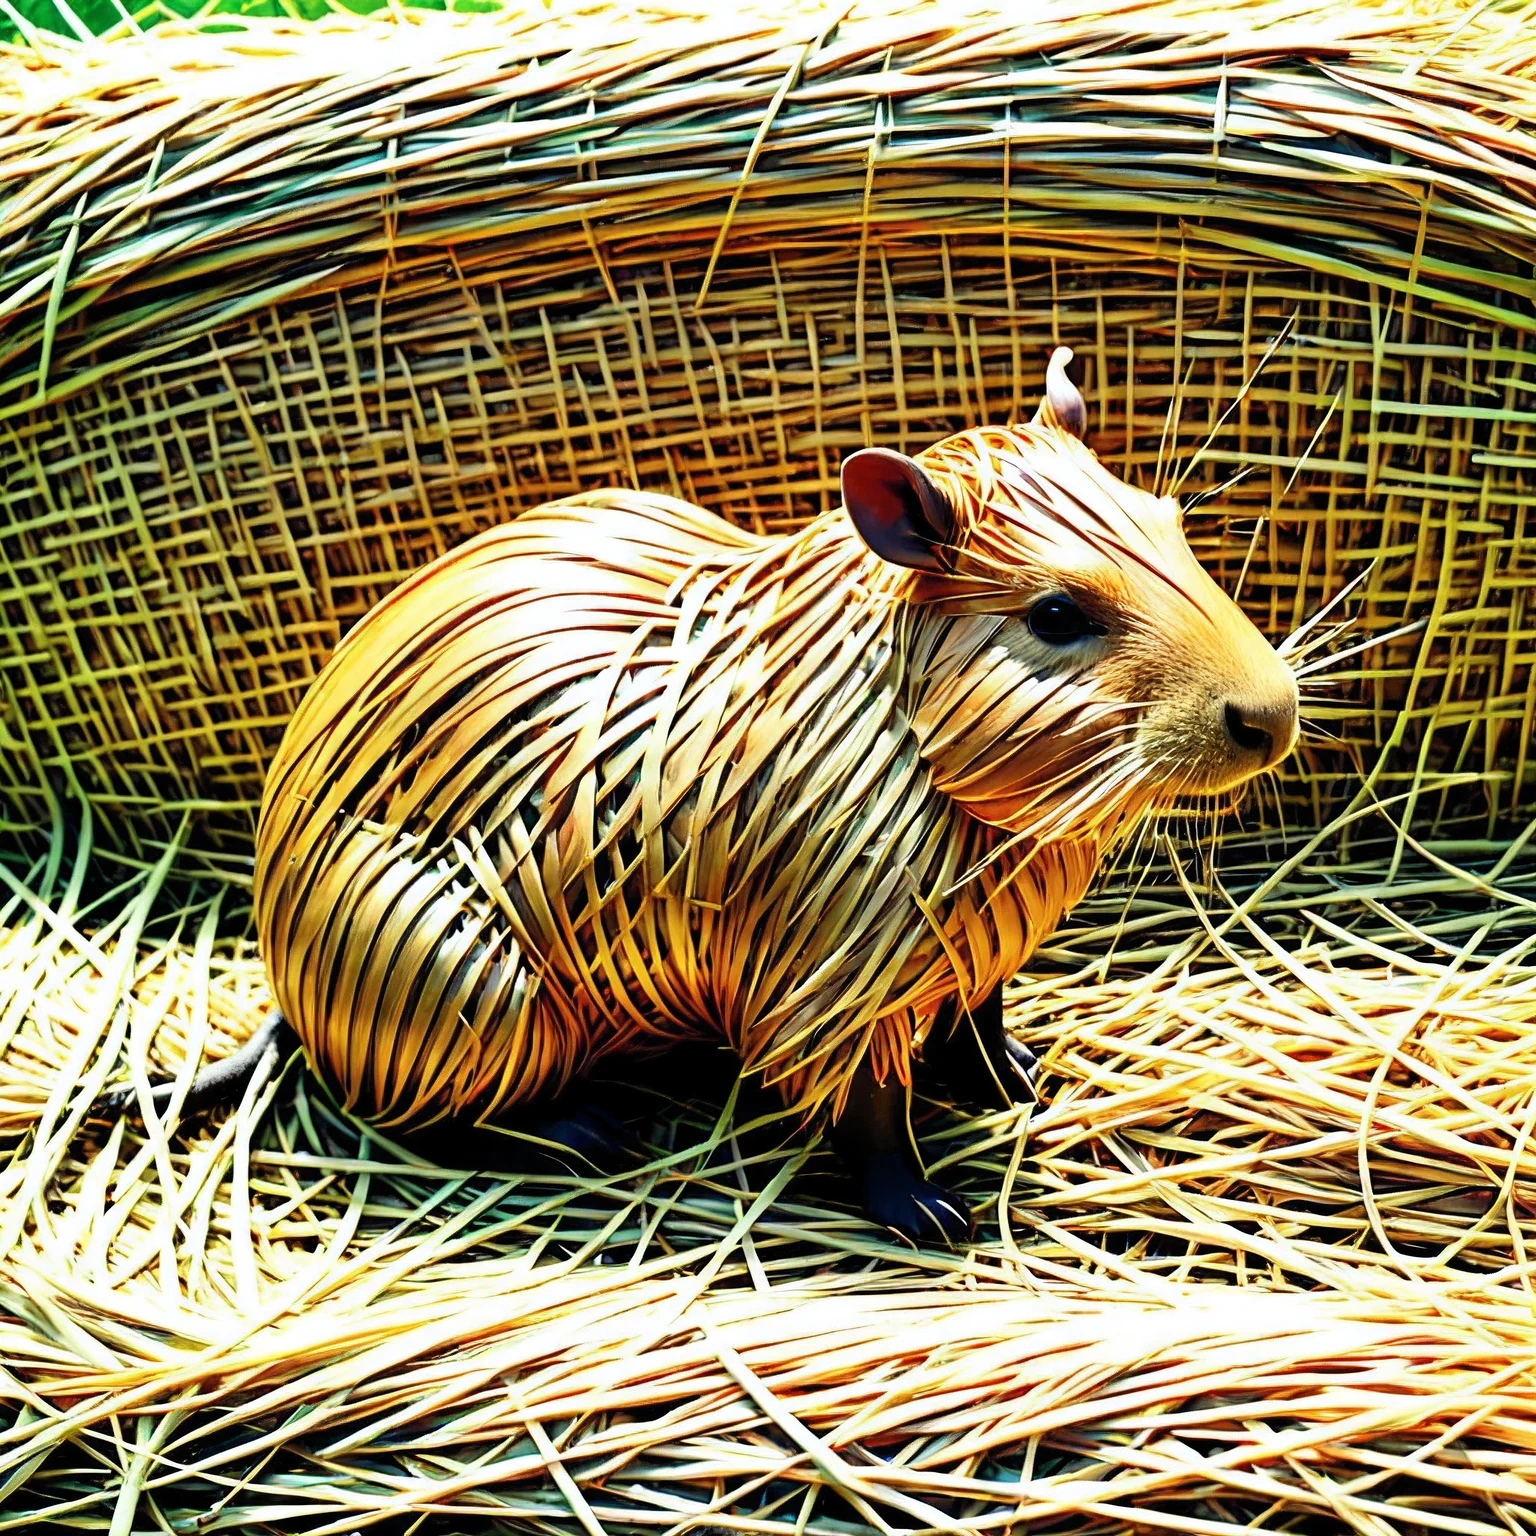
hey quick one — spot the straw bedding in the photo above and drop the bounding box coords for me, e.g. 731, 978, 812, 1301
2, 0, 1536, 1529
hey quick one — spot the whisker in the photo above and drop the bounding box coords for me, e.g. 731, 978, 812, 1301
1292, 617, 1428, 678
1300, 723, 1344, 745
1283, 620, 1356, 667
1275, 561, 1378, 659
1181, 464, 1257, 513
1169, 312, 1299, 498
1233, 387, 1341, 601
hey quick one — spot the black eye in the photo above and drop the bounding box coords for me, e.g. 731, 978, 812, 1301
1027, 595, 1105, 645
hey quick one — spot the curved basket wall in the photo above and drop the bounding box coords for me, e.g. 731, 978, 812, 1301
1, 0, 1534, 850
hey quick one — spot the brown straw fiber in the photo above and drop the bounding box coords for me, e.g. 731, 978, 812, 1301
2, 0, 1536, 1530
251, 402, 1283, 1140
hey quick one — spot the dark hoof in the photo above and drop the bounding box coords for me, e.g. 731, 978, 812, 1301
862, 1166, 974, 1246
522, 1104, 639, 1173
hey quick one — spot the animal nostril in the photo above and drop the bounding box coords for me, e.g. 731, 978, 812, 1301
1223, 702, 1273, 760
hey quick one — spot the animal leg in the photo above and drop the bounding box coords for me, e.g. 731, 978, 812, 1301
829, 1055, 973, 1245
91, 1013, 295, 1123
923, 984, 1037, 1110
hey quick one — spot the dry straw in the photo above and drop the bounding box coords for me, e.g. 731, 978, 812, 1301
2, 0, 1536, 1530
3, 811, 1535, 1532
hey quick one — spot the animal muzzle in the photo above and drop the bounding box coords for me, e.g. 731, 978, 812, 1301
1196, 661, 1299, 791
1138, 633, 1299, 798
1221, 688, 1298, 774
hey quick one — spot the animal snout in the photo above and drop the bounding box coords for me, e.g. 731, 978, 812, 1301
1221, 692, 1297, 771
1223, 702, 1273, 760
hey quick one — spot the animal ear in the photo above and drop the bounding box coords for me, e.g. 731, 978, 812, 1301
841, 448, 956, 572
1032, 346, 1087, 439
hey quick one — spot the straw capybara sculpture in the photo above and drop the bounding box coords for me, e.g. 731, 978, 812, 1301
115, 349, 1299, 1243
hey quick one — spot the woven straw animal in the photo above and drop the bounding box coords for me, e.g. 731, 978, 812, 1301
136, 349, 1299, 1243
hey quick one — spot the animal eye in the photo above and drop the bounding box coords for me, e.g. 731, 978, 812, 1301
1027, 595, 1105, 645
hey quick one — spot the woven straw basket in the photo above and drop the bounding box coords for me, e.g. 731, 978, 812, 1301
3, 0, 1536, 1530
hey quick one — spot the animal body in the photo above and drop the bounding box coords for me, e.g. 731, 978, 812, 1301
127, 349, 1299, 1243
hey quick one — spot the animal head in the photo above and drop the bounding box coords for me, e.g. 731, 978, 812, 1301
839, 348, 1298, 841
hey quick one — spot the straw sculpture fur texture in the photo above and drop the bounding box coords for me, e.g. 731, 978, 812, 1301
253, 356, 1295, 1213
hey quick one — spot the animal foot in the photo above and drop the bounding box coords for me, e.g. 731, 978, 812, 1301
860, 1159, 973, 1246
88, 1083, 137, 1120
86, 1015, 293, 1126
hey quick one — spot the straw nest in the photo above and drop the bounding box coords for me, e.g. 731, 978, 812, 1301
2, 0, 1536, 1530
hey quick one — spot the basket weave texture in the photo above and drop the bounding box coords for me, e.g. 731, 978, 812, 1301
2, 2, 1536, 1533
1, 0, 1534, 841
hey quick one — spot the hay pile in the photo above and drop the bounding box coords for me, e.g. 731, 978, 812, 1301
2, 0, 1536, 1530
3, 817, 1535, 1532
